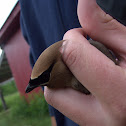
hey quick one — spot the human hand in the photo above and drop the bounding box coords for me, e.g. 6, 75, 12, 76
44, 0, 126, 125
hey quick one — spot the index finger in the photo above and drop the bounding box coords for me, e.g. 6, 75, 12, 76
62, 28, 126, 111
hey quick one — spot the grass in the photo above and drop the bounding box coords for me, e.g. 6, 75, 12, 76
0, 107, 51, 126
0, 80, 17, 96
0, 81, 51, 126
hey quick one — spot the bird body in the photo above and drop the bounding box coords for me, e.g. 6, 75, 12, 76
26, 39, 117, 94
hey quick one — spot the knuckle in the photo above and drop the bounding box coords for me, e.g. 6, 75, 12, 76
63, 42, 80, 68
65, 49, 78, 67
63, 29, 77, 40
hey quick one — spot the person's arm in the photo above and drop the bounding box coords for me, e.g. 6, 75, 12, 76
45, 0, 126, 125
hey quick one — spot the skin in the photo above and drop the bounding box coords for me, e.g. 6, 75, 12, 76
44, 0, 126, 126
26, 39, 117, 94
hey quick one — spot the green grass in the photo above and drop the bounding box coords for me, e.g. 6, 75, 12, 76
0, 109, 51, 126
0, 81, 51, 126
0, 80, 17, 96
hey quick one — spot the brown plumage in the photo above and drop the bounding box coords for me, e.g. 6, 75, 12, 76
25, 39, 118, 94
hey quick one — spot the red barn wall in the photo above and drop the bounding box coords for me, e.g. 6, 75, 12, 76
4, 28, 41, 98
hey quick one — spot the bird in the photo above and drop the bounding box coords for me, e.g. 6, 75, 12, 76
25, 39, 118, 95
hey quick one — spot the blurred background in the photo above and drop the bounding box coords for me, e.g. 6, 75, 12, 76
0, 0, 51, 125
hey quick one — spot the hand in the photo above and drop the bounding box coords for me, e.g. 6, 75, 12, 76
44, 0, 126, 125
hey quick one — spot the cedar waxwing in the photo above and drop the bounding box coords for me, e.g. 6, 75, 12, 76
25, 39, 118, 94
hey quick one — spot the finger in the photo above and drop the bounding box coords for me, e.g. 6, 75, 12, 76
78, 0, 126, 62
44, 87, 108, 126
62, 29, 126, 111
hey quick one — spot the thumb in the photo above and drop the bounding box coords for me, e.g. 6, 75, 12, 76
78, 0, 126, 66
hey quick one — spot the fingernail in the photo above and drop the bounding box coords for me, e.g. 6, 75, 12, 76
60, 40, 68, 54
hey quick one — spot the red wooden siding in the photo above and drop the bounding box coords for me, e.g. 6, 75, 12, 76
0, 2, 42, 98
4, 29, 41, 97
